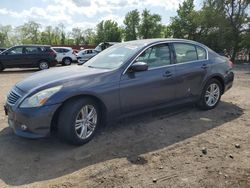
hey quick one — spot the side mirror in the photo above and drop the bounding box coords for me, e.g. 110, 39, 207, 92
129, 62, 148, 72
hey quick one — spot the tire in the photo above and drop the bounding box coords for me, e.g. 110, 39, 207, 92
58, 98, 101, 145
0, 63, 4, 72
198, 79, 222, 110
38, 61, 49, 70
62, 58, 72, 66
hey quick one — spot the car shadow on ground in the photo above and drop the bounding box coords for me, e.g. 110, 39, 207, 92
0, 101, 244, 186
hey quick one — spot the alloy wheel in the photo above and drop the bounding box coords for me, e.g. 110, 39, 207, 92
205, 83, 220, 107
75, 105, 97, 139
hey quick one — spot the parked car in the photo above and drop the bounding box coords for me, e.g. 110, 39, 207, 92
4, 39, 234, 145
0, 45, 57, 71
94, 42, 119, 52
76, 49, 98, 65
0, 48, 7, 53
52, 47, 77, 65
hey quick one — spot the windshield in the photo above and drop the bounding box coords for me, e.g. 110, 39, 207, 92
84, 43, 141, 70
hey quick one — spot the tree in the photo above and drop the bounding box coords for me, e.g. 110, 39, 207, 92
71, 28, 85, 45
83, 28, 96, 45
169, 0, 198, 39
16, 21, 41, 44
58, 23, 66, 45
0, 25, 12, 47
138, 9, 162, 39
216, 0, 250, 61
123, 9, 140, 41
95, 20, 122, 43
193, 0, 233, 52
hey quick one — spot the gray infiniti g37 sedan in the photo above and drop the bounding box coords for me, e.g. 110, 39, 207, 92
4, 39, 234, 145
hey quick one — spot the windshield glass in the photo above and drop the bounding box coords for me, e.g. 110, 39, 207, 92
84, 43, 141, 70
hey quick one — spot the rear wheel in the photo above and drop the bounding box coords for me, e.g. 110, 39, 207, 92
198, 79, 222, 110
62, 58, 72, 66
38, 61, 49, 70
58, 98, 101, 145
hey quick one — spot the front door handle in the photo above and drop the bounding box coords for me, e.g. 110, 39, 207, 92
163, 71, 172, 78
201, 64, 208, 69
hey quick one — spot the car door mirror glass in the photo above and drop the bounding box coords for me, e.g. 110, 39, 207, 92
129, 62, 148, 72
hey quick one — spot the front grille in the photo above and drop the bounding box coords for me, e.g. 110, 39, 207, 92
7, 89, 21, 105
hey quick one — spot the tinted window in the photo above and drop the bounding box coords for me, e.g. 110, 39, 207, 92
197, 46, 206, 60
9, 47, 23, 55
136, 44, 171, 68
24, 47, 40, 54
174, 43, 197, 63
53, 48, 61, 53
62, 49, 70, 53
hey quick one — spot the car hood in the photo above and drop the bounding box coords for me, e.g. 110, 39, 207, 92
16, 66, 111, 92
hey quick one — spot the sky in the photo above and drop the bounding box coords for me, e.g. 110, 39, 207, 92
0, 0, 204, 31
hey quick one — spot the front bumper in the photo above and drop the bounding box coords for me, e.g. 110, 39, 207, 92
4, 103, 61, 139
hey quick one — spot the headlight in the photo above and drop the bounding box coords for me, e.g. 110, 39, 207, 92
20, 85, 62, 108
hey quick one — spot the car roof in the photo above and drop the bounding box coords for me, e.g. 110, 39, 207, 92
121, 38, 208, 49
52, 47, 72, 49
13, 45, 51, 48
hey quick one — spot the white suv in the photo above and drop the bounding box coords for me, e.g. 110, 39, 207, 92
52, 47, 77, 65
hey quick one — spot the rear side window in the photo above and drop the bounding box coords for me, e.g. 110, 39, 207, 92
24, 47, 40, 54
197, 46, 207, 60
174, 43, 197, 63
62, 49, 70, 53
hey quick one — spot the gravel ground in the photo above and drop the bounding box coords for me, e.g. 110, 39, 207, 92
0, 65, 249, 188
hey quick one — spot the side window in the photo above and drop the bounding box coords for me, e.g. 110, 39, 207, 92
9, 47, 23, 55
53, 48, 60, 53
196, 46, 207, 60
24, 47, 40, 54
63, 49, 70, 53
174, 43, 198, 63
135, 44, 171, 68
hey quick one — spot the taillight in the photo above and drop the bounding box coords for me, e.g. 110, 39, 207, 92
228, 60, 233, 68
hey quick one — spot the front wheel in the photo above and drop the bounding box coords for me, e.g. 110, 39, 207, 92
198, 79, 222, 110
58, 98, 101, 145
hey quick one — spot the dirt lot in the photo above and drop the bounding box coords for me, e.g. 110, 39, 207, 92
0, 65, 249, 188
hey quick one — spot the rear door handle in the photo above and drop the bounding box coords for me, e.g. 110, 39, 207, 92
201, 64, 208, 69
163, 71, 172, 78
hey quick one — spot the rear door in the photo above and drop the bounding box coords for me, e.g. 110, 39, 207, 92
119, 43, 177, 113
23, 46, 42, 67
172, 42, 209, 100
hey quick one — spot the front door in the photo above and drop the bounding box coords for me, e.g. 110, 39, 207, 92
119, 43, 176, 114
2, 47, 25, 68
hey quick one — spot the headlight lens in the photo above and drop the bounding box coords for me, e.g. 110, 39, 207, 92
20, 85, 62, 108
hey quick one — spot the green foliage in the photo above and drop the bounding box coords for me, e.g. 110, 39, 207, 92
95, 20, 122, 43
0, 1, 249, 59
139, 9, 162, 39
123, 9, 140, 41
170, 0, 198, 39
